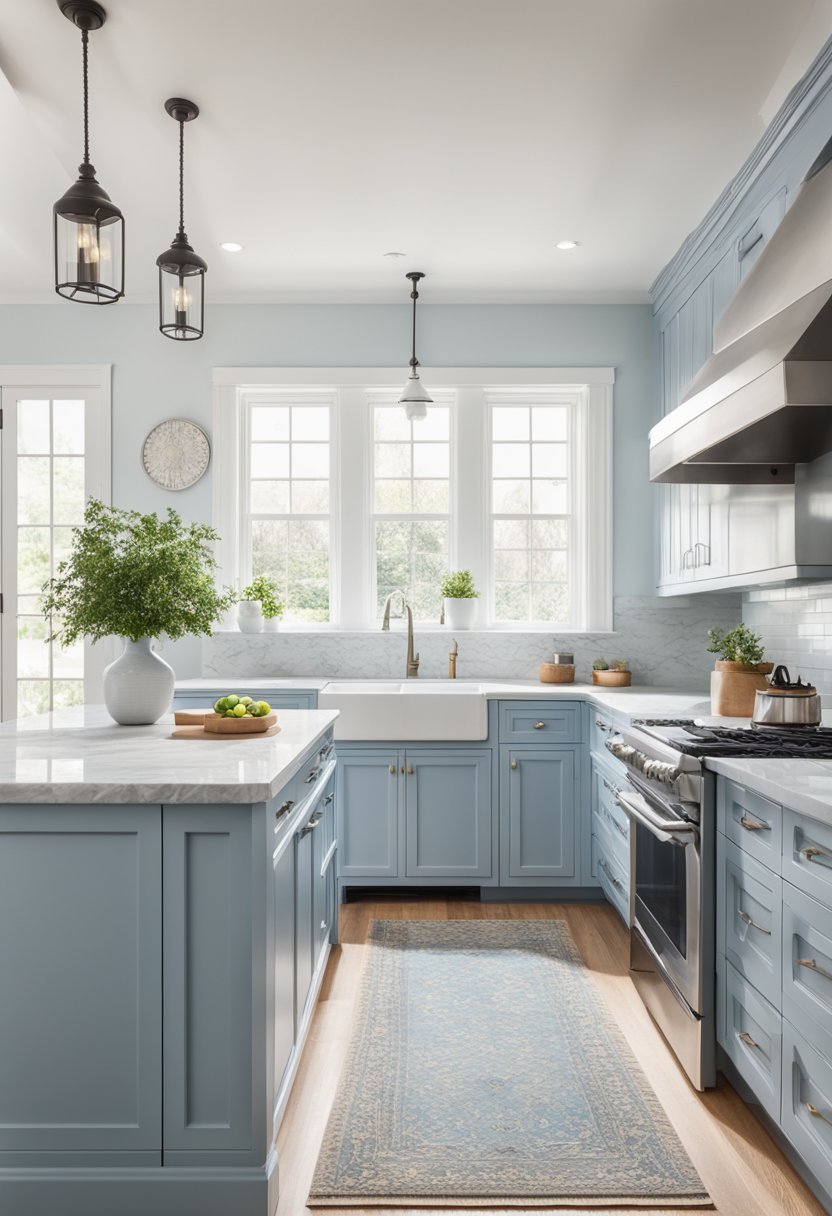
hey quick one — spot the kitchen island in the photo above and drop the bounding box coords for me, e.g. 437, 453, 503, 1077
0, 705, 338, 1216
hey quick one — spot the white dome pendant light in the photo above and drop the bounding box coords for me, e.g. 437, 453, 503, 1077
399, 271, 432, 421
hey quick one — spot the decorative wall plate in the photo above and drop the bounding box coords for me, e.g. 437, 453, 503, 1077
142, 418, 210, 490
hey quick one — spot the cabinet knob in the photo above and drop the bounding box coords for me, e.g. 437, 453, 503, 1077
407, 765, 414, 775
275, 799, 294, 823
511, 759, 518, 770
533, 721, 546, 730
389, 765, 396, 775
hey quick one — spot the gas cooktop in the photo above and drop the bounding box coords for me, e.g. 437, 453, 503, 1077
632, 719, 832, 759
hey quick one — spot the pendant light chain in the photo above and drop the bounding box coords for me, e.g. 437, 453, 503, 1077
410, 278, 419, 369
81, 28, 90, 164
178, 118, 185, 236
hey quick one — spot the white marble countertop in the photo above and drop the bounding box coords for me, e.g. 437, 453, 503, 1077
176, 675, 710, 723
0, 705, 338, 805
707, 756, 832, 826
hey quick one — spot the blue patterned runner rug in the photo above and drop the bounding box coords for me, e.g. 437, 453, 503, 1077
308, 919, 711, 1208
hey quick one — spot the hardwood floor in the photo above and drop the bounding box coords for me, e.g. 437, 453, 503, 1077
275, 897, 825, 1216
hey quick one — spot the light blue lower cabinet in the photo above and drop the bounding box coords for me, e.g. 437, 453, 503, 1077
782, 1019, 832, 1202
591, 832, 629, 924
782, 882, 832, 1067
500, 746, 577, 883
0, 804, 162, 1160
718, 954, 782, 1123
336, 750, 399, 876
717, 835, 782, 1007
405, 750, 492, 878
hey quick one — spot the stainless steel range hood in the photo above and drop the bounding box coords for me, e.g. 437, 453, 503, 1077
650, 136, 832, 484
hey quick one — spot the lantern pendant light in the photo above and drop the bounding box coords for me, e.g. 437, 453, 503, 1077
53, 0, 124, 304
399, 271, 433, 421
156, 98, 206, 341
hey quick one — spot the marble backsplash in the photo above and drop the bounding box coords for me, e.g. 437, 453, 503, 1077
743, 582, 832, 692
203, 594, 742, 688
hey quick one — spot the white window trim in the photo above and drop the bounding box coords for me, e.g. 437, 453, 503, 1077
0, 365, 112, 715
213, 367, 614, 632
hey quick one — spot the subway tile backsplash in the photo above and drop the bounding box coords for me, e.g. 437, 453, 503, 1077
743, 582, 832, 690
202, 594, 742, 688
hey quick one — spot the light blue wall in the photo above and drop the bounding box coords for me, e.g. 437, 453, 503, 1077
0, 301, 656, 676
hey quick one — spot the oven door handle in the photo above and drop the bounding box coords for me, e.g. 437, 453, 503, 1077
616, 789, 697, 845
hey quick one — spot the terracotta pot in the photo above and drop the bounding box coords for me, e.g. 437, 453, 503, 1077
710, 661, 773, 717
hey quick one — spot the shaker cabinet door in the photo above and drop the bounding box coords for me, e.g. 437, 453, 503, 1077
501, 748, 577, 882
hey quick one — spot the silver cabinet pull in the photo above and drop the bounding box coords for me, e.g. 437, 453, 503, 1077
807, 1102, 832, 1127
602, 776, 622, 798
533, 721, 546, 730
740, 813, 769, 832
324, 792, 334, 805
798, 957, 832, 982
304, 767, 320, 784
682, 547, 695, 569
300, 813, 323, 837
738, 1031, 759, 1049
801, 844, 832, 868
594, 717, 611, 731
510, 759, 518, 770
738, 908, 770, 935
598, 857, 625, 894
320, 919, 328, 931
694, 541, 711, 568
275, 799, 294, 824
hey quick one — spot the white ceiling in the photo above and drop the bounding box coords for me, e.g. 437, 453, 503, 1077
0, 0, 827, 303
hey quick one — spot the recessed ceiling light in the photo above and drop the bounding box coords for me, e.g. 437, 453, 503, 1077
384, 250, 407, 258
556, 239, 580, 250
220, 241, 243, 252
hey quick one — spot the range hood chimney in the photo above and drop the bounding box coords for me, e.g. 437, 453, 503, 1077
650, 135, 832, 483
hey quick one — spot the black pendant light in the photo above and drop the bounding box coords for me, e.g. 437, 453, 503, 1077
399, 271, 433, 420
156, 98, 206, 341
53, 0, 124, 304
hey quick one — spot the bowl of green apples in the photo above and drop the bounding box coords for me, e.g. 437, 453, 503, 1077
204, 694, 276, 734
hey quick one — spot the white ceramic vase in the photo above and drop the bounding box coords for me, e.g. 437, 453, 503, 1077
103, 637, 176, 725
238, 600, 264, 633
262, 616, 281, 632
443, 597, 477, 631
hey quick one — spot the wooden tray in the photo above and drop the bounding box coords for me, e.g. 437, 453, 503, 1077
173, 707, 215, 726
171, 722, 281, 740
203, 711, 277, 734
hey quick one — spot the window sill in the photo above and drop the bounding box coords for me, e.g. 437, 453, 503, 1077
211, 626, 618, 637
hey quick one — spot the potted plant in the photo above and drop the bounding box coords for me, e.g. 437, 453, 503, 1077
707, 625, 772, 716
441, 569, 479, 630
41, 499, 235, 725
240, 573, 285, 633
591, 658, 632, 688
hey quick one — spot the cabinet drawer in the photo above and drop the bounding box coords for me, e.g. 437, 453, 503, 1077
719, 956, 782, 1123
499, 701, 582, 744
595, 764, 629, 843
589, 709, 620, 759
592, 833, 629, 925
784, 810, 832, 910
718, 836, 782, 1006
783, 883, 832, 1066
321, 773, 336, 856
591, 798, 629, 878
718, 779, 781, 871
782, 1019, 832, 1200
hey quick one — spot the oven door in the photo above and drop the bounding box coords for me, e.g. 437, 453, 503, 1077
617, 783, 702, 1013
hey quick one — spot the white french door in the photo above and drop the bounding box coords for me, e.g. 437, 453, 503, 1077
0, 370, 111, 721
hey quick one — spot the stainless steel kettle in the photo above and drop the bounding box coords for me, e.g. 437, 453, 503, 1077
752, 665, 822, 727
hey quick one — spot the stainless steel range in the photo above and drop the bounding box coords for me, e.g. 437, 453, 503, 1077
606, 718, 832, 1092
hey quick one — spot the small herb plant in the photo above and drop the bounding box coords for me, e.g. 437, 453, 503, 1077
592, 657, 630, 672
440, 569, 479, 599
41, 499, 235, 645
707, 624, 765, 666
241, 573, 285, 620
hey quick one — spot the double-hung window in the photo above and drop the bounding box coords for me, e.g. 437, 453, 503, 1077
242, 391, 335, 623
370, 393, 453, 621
489, 393, 572, 625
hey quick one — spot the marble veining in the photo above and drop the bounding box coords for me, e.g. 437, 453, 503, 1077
203, 594, 741, 686
0, 705, 337, 804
